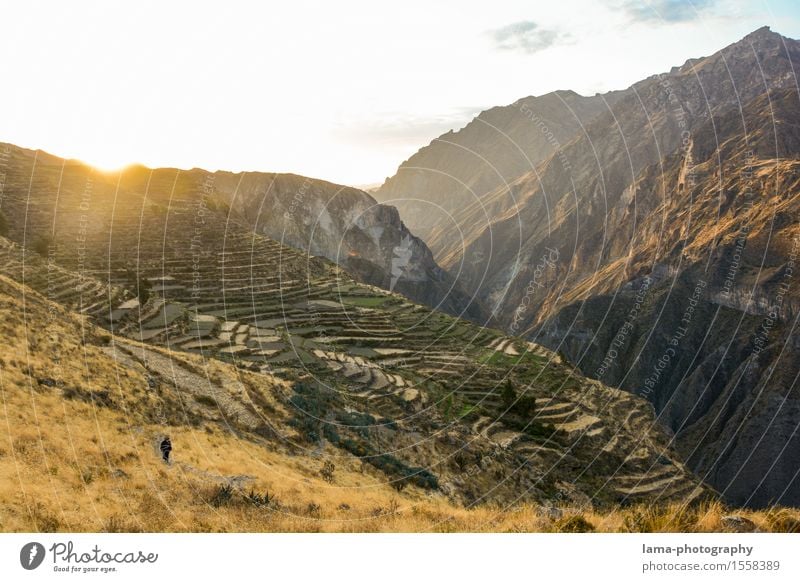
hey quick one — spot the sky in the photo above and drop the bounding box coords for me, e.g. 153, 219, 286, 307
0, 0, 798, 186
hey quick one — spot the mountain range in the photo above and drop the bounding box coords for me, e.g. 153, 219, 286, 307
0, 142, 708, 526
0, 26, 798, 532
374, 26, 800, 508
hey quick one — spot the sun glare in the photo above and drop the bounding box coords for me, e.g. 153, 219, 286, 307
79, 156, 136, 174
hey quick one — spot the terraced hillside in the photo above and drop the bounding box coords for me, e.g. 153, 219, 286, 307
0, 126, 716, 515
0, 230, 708, 508
209, 171, 487, 322
0, 144, 485, 322
10, 273, 800, 532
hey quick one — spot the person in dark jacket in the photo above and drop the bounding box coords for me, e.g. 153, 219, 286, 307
160, 437, 172, 463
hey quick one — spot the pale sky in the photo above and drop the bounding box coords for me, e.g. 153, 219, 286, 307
1, 0, 798, 186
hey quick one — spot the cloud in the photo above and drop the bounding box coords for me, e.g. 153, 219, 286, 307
621, 0, 716, 23
489, 21, 567, 55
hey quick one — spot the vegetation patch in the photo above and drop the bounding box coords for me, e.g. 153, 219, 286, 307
194, 394, 217, 407
556, 514, 595, 533
288, 381, 338, 443
340, 296, 388, 308
340, 437, 438, 491
208, 484, 234, 507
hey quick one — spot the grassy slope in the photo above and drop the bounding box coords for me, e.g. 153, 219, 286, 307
2, 274, 799, 532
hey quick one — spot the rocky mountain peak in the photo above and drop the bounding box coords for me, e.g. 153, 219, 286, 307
374, 27, 800, 508
742, 24, 777, 42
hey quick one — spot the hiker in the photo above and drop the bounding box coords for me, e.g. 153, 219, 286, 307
160, 437, 172, 464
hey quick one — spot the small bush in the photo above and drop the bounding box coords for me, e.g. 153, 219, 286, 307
513, 394, 537, 416
766, 509, 800, 533
102, 515, 142, 533
622, 505, 696, 533
452, 452, 469, 471
501, 380, 516, 407
335, 410, 375, 438
340, 438, 438, 490
81, 468, 95, 485
288, 381, 337, 443
209, 484, 234, 507
320, 460, 335, 483
340, 438, 368, 457
30, 503, 61, 532
61, 387, 114, 408
245, 489, 272, 508
194, 394, 217, 407
31, 235, 52, 257
390, 477, 409, 492
500, 380, 536, 417
556, 514, 595, 533
322, 424, 341, 444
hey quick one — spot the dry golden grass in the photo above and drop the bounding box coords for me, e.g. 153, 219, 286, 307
1, 275, 799, 533
4, 375, 799, 533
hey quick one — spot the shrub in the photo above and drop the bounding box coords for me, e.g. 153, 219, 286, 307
622, 504, 696, 533
62, 387, 114, 408
501, 380, 516, 407
136, 276, 152, 304
556, 514, 595, 533
30, 503, 61, 532
245, 489, 272, 508
406, 467, 439, 490
339, 439, 438, 490
513, 394, 537, 416
500, 380, 536, 416
194, 394, 217, 407
340, 438, 368, 457
452, 452, 469, 471
390, 477, 408, 492
335, 410, 375, 438
209, 484, 234, 507
320, 460, 335, 483
457, 404, 480, 420
288, 381, 337, 443
31, 234, 52, 257
322, 424, 341, 444
103, 515, 142, 533
766, 509, 800, 533
81, 468, 95, 485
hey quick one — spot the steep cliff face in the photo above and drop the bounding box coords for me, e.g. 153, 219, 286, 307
534, 86, 800, 508
373, 89, 621, 257
377, 27, 800, 507
445, 27, 800, 308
